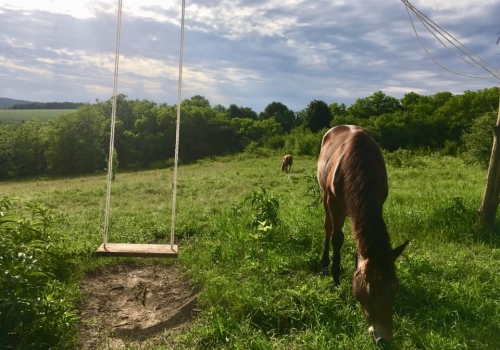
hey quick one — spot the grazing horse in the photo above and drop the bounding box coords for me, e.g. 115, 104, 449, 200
281, 154, 293, 173
317, 125, 409, 343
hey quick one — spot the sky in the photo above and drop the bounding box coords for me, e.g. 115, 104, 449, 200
1, 0, 499, 113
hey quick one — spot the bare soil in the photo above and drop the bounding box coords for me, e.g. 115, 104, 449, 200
78, 263, 199, 349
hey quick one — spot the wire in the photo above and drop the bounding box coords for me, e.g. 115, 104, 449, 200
402, 0, 500, 80
407, 1, 496, 72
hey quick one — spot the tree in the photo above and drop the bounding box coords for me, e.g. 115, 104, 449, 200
46, 104, 106, 175
431, 88, 498, 146
228, 104, 258, 120
97, 94, 136, 130
347, 91, 402, 119
303, 100, 332, 133
462, 112, 497, 167
182, 95, 210, 108
212, 104, 228, 115
3, 119, 47, 177
329, 102, 347, 119
259, 101, 295, 133
400, 92, 435, 117
0, 125, 10, 179
431, 91, 453, 108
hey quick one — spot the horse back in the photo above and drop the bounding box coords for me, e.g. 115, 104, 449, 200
317, 125, 388, 216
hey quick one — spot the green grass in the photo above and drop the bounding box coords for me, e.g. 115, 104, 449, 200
0, 109, 73, 124
1, 153, 499, 349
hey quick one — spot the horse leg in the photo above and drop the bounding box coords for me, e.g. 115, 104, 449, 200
321, 193, 333, 275
330, 199, 346, 286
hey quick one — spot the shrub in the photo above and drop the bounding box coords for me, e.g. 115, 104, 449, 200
461, 112, 497, 168
247, 187, 280, 229
441, 140, 459, 156
284, 127, 323, 156
0, 198, 79, 349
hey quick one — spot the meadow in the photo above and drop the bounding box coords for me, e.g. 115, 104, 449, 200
0, 109, 72, 123
1, 151, 500, 349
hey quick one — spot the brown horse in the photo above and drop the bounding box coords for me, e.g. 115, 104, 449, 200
281, 154, 293, 173
317, 125, 408, 343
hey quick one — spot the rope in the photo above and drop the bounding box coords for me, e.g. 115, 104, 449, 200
103, 0, 185, 251
402, 0, 500, 80
170, 0, 186, 250
103, 0, 123, 246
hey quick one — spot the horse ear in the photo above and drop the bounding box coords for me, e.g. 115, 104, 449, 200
391, 240, 409, 261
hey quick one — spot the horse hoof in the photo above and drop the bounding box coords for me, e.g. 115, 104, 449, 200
330, 282, 340, 291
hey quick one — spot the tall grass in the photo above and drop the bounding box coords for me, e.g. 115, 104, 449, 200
0, 153, 499, 349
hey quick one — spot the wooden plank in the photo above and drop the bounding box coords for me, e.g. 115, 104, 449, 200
95, 243, 178, 258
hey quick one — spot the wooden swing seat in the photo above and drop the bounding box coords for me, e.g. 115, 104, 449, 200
95, 243, 178, 258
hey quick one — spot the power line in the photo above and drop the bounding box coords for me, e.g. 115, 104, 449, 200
401, 0, 500, 80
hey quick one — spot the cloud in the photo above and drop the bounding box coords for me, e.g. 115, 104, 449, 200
0, 0, 499, 112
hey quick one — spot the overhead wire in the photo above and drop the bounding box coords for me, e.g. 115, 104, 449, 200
406, 0, 495, 71
401, 0, 500, 80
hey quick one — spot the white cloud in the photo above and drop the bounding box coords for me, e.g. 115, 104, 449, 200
0, 0, 499, 110
0, 55, 53, 76
412, 0, 496, 12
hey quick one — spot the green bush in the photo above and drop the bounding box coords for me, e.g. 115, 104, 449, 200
383, 148, 427, 169
284, 127, 323, 156
461, 112, 497, 167
262, 134, 285, 150
247, 187, 280, 229
0, 198, 79, 349
440, 140, 459, 156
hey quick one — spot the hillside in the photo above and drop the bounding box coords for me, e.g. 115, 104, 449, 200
0, 155, 499, 349
0, 97, 33, 108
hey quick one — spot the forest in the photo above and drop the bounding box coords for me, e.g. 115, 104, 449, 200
0, 86, 498, 180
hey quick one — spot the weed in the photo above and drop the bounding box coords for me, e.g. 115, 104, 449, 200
247, 187, 280, 229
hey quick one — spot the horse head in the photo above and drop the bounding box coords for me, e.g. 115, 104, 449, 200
352, 240, 409, 343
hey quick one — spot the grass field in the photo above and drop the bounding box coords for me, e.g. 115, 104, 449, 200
1, 152, 500, 349
0, 109, 73, 123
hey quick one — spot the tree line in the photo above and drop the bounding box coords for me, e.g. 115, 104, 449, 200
0, 87, 498, 180
6, 102, 84, 110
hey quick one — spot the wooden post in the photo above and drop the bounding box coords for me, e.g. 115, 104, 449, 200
478, 89, 500, 233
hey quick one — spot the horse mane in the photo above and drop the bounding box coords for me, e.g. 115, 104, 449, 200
340, 130, 391, 259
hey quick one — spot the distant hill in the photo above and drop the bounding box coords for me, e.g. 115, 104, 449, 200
0, 97, 33, 108
0, 98, 84, 110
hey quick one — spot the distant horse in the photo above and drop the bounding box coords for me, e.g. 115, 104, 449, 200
281, 154, 293, 173
317, 125, 408, 343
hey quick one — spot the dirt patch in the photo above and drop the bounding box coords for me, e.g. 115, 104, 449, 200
78, 264, 199, 349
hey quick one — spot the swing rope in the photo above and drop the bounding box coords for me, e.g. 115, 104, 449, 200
170, 0, 186, 250
103, 0, 122, 246
102, 0, 185, 251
